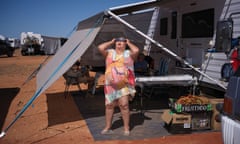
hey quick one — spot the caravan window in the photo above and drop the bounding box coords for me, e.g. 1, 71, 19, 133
171, 11, 177, 39
160, 17, 168, 35
181, 8, 214, 38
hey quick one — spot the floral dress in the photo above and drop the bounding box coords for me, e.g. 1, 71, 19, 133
104, 49, 136, 105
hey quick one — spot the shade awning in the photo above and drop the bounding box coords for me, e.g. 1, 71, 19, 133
37, 22, 103, 94
109, 0, 171, 15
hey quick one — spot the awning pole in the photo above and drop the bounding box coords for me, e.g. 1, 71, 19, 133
107, 10, 227, 90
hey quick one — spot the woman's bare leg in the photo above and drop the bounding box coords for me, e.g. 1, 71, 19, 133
102, 102, 116, 132
118, 95, 130, 132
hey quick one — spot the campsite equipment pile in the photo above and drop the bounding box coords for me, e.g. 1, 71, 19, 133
162, 95, 213, 133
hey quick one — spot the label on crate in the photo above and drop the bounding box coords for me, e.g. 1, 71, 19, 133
192, 118, 211, 130
184, 123, 191, 128
175, 104, 212, 112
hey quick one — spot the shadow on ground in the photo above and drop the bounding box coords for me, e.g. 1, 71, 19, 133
0, 87, 20, 131
46, 92, 84, 127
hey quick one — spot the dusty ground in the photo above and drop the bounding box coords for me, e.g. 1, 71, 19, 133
0, 49, 223, 144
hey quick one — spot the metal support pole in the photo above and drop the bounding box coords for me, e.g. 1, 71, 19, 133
107, 10, 227, 90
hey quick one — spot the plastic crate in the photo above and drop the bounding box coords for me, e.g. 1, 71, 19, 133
191, 112, 212, 130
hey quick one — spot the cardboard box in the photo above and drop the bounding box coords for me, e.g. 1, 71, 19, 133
162, 109, 191, 134
209, 98, 224, 131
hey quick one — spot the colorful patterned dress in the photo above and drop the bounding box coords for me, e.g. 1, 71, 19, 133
104, 49, 136, 105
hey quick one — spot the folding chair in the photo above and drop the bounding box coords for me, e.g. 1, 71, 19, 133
63, 69, 82, 99
157, 58, 170, 76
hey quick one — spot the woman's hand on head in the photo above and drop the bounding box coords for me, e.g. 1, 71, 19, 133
111, 38, 116, 44
126, 39, 131, 44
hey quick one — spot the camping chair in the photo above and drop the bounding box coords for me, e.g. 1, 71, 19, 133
63, 69, 82, 99
157, 58, 170, 76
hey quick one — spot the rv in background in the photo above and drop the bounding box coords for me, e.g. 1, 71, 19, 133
20, 32, 44, 56
143, 0, 240, 96
20, 32, 67, 56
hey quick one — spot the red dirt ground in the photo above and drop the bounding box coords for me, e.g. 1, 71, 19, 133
0, 49, 223, 144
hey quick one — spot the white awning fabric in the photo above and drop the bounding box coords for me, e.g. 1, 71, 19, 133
37, 26, 102, 95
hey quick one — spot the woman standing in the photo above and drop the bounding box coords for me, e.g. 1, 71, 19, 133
98, 37, 139, 136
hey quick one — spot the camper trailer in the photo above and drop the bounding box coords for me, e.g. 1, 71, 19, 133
133, 0, 240, 96
20, 32, 44, 55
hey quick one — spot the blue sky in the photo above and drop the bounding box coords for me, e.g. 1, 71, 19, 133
0, 0, 144, 39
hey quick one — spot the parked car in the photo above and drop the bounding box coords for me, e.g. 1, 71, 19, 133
0, 39, 15, 57
216, 69, 240, 144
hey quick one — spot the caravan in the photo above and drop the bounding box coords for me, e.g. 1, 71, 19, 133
20, 32, 44, 55
114, 0, 240, 96
128, 0, 240, 95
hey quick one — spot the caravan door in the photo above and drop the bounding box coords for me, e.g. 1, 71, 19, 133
178, 0, 226, 67
155, 0, 217, 70
179, 7, 215, 67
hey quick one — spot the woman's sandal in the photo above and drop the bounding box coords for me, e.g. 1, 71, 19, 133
101, 129, 114, 135
123, 131, 130, 136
